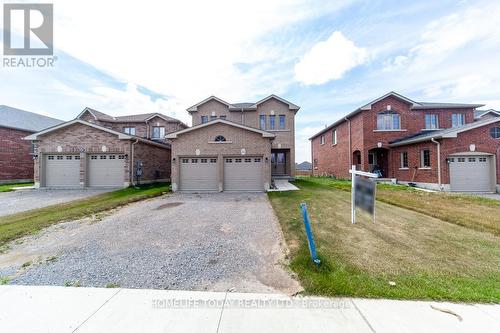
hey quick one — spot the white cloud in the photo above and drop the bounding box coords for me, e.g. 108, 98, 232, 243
294, 31, 368, 85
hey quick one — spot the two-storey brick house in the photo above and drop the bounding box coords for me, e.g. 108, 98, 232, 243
311, 92, 500, 192
166, 95, 300, 192
25, 108, 187, 188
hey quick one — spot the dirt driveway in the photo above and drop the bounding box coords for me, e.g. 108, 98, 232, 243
0, 193, 300, 294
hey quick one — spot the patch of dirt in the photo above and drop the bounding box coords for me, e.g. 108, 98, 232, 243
155, 202, 184, 210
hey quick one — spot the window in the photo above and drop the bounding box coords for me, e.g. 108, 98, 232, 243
332, 130, 337, 145
75, 156, 81, 160
201, 116, 208, 124
368, 153, 374, 165
452, 114, 465, 127
123, 127, 136, 135
235, 158, 242, 163
100, 155, 106, 159
269, 115, 276, 130
320, 135, 325, 145
57, 156, 63, 160
254, 158, 261, 162
458, 157, 466, 162
420, 149, 430, 168
30, 142, 35, 154
220, 115, 226, 120
210, 115, 217, 121
226, 158, 232, 163
191, 159, 198, 163
214, 135, 226, 142
109, 155, 115, 159
66, 156, 72, 160
48, 156, 54, 160
279, 115, 286, 129
210, 158, 217, 163
479, 157, 487, 162
182, 158, 189, 163
377, 111, 400, 130
400, 152, 408, 168
468, 157, 476, 162
245, 158, 252, 163
259, 115, 266, 130
425, 114, 439, 129
152, 126, 165, 139
118, 155, 125, 160
491, 127, 500, 139
201, 158, 208, 163
91, 155, 97, 159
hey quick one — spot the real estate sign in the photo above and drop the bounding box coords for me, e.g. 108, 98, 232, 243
349, 165, 378, 224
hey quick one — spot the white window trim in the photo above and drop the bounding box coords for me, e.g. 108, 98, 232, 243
400, 152, 408, 169
420, 149, 431, 168
331, 130, 337, 146
320, 135, 325, 145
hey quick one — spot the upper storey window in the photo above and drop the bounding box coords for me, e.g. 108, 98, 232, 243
279, 115, 286, 129
201, 116, 208, 124
425, 114, 439, 129
260, 115, 266, 130
123, 127, 136, 135
152, 126, 165, 139
452, 113, 465, 127
269, 115, 276, 130
376, 111, 400, 130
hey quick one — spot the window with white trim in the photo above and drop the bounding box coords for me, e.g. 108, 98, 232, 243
201, 116, 208, 124
259, 115, 266, 130
214, 135, 226, 142
491, 127, 500, 139
279, 115, 286, 129
420, 149, 430, 168
269, 115, 276, 130
452, 114, 465, 127
332, 130, 337, 145
425, 114, 439, 129
123, 127, 136, 135
400, 152, 408, 168
377, 111, 400, 130
320, 135, 325, 145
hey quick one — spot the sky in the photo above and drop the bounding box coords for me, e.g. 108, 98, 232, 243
1, 0, 500, 162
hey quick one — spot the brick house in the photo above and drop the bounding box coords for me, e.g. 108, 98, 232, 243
0, 105, 63, 184
310, 92, 500, 192
25, 108, 187, 188
166, 95, 300, 192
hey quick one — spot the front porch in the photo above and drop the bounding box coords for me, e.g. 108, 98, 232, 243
271, 149, 293, 179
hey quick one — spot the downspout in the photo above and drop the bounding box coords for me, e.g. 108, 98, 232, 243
431, 138, 442, 190
131, 139, 139, 186
345, 117, 352, 169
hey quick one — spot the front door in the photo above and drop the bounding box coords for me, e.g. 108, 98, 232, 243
271, 152, 286, 175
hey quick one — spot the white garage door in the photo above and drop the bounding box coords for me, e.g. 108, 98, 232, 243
449, 155, 493, 192
44, 154, 80, 187
224, 157, 263, 191
88, 154, 125, 187
180, 157, 218, 191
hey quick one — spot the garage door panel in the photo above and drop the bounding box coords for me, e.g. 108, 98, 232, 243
180, 157, 218, 191
88, 154, 125, 187
224, 157, 262, 191
44, 155, 80, 187
449, 155, 492, 192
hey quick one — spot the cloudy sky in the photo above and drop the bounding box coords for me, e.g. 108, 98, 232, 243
2, 0, 500, 162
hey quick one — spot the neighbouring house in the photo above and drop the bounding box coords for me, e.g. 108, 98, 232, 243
166, 95, 300, 192
296, 161, 312, 170
24, 108, 187, 188
310, 92, 500, 193
475, 109, 500, 119
0, 105, 63, 184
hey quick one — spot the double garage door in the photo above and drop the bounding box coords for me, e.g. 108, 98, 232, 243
179, 156, 263, 192
449, 155, 494, 192
44, 154, 125, 187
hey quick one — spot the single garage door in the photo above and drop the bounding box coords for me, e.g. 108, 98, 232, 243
224, 157, 263, 191
449, 155, 493, 192
88, 154, 125, 187
44, 154, 80, 187
180, 157, 218, 191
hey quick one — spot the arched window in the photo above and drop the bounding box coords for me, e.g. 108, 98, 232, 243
377, 111, 400, 130
214, 135, 226, 142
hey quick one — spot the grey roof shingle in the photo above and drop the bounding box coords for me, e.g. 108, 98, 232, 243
83, 108, 183, 124
0, 105, 63, 132
231, 102, 254, 108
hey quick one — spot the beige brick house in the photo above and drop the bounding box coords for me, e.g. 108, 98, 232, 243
25, 108, 186, 188
166, 95, 300, 192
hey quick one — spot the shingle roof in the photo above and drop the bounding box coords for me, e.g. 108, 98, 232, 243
474, 109, 500, 119
231, 102, 254, 108
389, 117, 500, 146
81, 108, 183, 124
0, 105, 63, 132
187, 95, 300, 112
413, 102, 484, 109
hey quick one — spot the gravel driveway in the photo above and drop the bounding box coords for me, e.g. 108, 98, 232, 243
0, 189, 113, 217
0, 193, 300, 294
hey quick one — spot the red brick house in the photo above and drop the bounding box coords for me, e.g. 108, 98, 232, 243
25, 108, 186, 188
0, 105, 63, 184
310, 92, 500, 192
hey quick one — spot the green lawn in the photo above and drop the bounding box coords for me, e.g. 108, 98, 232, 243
268, 178, 500, 302
0, 183, 170, 247
0, 183, 34, 193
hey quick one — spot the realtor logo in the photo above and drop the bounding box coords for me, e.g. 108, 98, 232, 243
3, 3, 53, 55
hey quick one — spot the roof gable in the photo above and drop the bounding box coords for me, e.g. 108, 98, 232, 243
187, 96, 233, 112
165, 119, 275, 139
250, 95, 300, 110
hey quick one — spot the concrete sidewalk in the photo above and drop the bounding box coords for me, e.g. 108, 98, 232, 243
0, 286, 498, 333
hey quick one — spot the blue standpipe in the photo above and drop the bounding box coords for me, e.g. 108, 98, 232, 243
300, 203, 321, 266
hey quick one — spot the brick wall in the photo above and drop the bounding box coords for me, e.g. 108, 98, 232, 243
170, 122, 272, 191
133, 141, 171, 182
0, 127, 34, 183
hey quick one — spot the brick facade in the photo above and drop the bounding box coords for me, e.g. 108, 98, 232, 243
311, 93, 499, 192
33, 122, 170, 187
0, 127, 34, 183
170, 122, 273, 192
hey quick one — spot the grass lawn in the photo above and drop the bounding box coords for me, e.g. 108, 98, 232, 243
301, 176, 500, 236
0, 183, 170, 247
268, 178, 500, 302
0, 183, 34, 193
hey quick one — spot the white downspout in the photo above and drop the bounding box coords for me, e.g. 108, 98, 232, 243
431, 138, 442, 190
131, 139, 139, 186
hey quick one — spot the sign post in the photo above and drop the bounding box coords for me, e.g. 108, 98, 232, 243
300, 203, 321, 266
349, 165, 378, 224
